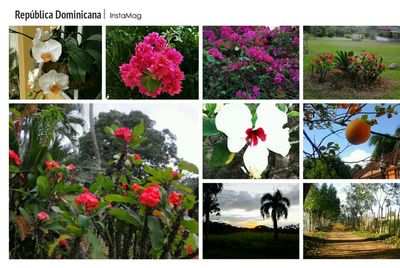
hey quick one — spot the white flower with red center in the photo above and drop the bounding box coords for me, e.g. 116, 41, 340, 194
32, 39, 62, 63
215, 103, 290, 179
38, 70, 69, 95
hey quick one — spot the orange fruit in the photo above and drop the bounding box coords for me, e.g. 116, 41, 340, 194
345, 119, 371, 145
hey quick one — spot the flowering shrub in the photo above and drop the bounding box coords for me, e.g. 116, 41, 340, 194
310, 52, 334, 82
10, 118, 199, 259
203, 26, 299, 99
120, 32, 185, 98
309, 50, 385, 89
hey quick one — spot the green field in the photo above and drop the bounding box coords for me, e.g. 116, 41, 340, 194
203, 232, 299, 259
304, 37, 400, 99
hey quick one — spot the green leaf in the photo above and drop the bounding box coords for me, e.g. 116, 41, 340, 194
183, 194, 196, 210
78, 215, 91, 232
9, 165, 20, 174
104, 126, 114, 137
98, 175, 113, 191
204, 103, 216, 113
66, 225, 82, 236
210, 140, 232, 167
51, 206, 63, 213
108, 208, 141, 227
276, 103, 288, 113
132, 120, 145, 137
87, 231, 103, 259
48, 234, 72, 257
105, 194, 135, 204
182, 219, 198, 234
141, 74, 161, 93
171, 181, 192, 194
178, 160, 199, 174
37, 176, 50, 198
147, 216, 164, 251
86, 34, 102, 42
68, 50, 94, 84
287, 111, 299, 117
203, 116, 220, 137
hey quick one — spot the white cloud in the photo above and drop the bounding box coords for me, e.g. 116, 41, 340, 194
342, 149, 371, 168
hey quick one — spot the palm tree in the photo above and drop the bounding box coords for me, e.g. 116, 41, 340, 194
369, 126, 400, 160
260, 189, 290, 240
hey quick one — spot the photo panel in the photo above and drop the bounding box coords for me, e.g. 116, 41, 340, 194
203, 182, 300, 259
106, 26, 199, 99
203, 26, 299, 100
9, 103, 200, 259
303, 103, 400, 179
9, 25, 102, 100
304, 182, 400, 259
203, 102, 299, 179
303, 26, 400, 100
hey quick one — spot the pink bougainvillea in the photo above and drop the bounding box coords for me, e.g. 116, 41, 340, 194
120, 32, 185, 98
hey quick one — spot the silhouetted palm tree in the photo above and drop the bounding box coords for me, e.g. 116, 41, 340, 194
260, 189, 290, 240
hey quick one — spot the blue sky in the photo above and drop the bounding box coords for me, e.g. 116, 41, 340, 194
304, 104, 400, 167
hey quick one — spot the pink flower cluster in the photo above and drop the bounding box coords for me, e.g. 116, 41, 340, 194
75, 188, 100, 212
120, 32, 185, 98
235, 86, 261, 99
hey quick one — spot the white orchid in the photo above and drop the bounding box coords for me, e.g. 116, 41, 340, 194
27, 68, 40, 89
32, 27, 53, 45
32, 39, 62, 63
215, 103, 290, 179
38, 70, 69, 95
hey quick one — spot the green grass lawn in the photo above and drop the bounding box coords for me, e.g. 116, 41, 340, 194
304, 37, 400, 99
203, 232, 299, 259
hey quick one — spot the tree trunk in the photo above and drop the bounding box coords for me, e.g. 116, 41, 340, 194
89, 104, 101, 170
272, 210, 278, 240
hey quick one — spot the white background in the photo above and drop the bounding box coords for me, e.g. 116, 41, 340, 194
2, 0, 400, 267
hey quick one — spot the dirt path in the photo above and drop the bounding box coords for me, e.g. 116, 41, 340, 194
316, 230, 400, 259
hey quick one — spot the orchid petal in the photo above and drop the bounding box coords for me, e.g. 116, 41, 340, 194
38, 70, 69, 94
256, 103, 290, 157
32, 39, 62, 63
215, 103, 252, 153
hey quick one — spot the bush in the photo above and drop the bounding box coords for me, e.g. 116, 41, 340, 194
106, 26, 198, 99
203, 26, 299, 99
310, 52, 334, 82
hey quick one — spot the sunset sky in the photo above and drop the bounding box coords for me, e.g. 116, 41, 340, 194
209, 183, 300, 228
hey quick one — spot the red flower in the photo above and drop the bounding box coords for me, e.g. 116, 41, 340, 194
172, 170, 179, 177
169, 191, 183, 208
131, 183, 144, 195
122, 182, 127, 190
114, 128, 132, 143
139, 185, 161, 207
133, 154, 141, 160
75, 190, 100, 211
9, 150, 21, 165
37, 211, 49, 220
380, 63, 385, 68
59, 239, 69, 248
186, 244, 193, 255
66, 163, 76, 171
45, 160, 60, 171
